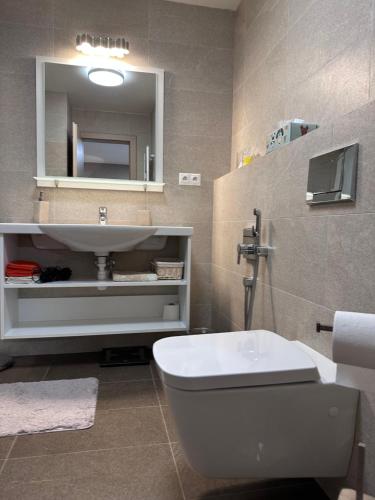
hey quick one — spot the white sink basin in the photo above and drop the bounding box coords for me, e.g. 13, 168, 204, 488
39, 224, 157, 253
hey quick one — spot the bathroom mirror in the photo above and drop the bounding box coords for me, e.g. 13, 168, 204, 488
306, 143, 358, 205
35, 57, 164, 192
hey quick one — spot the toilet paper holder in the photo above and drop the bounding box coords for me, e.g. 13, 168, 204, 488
316, 322, 333, 333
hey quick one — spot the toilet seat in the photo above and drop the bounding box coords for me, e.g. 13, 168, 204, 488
154, 330, 320, 391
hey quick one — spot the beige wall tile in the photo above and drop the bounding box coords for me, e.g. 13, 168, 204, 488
164, 88, 232, 139
242, 0, 288, 77
286, 0, 371, 86
191, 262, 212, 305
51, 189, 147, 224
146, 185, 212, 226
149, 41, 233, 93
163, 133, 231, 185
287, 0, 315, 27
0, 23, 52, 75
212, 264, 244, 329
53, 0, 149, 38
331, 102, 375, 215
149, 0, 234, 49
211, 306, 233, 332
189, 222, 212, 264
256, 283, 333, 357
0, 0, 53, 26
324, 213, 375, 313
0, 171, 36, 222
259, 216, 328, 305
286, 40, 370, 126
190, 303, 212, 330
0, 73, 37, 173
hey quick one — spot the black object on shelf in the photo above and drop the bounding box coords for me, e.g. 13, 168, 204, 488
100, 346, 151, 367
38, 267, 72, 283
316, 323, 333, 333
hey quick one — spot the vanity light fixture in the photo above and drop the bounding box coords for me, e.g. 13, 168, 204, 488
76, 34, 130, 58
88, 68, 124, 87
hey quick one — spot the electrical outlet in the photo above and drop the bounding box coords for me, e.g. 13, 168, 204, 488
179, 173, 201, 186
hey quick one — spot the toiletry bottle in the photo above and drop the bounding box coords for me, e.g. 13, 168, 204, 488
33, 191, 49, 223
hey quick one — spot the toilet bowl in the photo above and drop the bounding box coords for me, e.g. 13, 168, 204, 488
153, 330, 359, 479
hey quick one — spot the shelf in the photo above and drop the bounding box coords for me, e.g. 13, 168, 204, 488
4, 279, 188, 289
34, 176, 165, 192
4, 318, 187, 339
0, 229, 191, 339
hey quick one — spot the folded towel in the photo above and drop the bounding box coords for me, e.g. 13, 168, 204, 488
6, 260, 41, 278
5, 277, 38, 284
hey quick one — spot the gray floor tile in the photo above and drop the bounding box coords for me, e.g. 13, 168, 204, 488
97, 380, 158, 410
11, 356, 52, 367
10, 407, 168, 458
0, 437, 15, 459
46, 361, 152, 382
0, 365, 48, 384
1, 444, 183, 500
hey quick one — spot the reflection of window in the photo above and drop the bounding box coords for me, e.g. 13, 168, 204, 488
72, 128, 137, 180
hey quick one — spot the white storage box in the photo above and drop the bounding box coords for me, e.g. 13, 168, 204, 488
266, 121, 318, 154
112, 271, 158, 282
152, 258, 184, 280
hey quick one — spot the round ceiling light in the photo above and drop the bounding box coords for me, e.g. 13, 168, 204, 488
88, 68, 124, 87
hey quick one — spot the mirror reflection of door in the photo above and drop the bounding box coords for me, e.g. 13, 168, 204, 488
72, 130, 136, 180
71, 122, 84, 177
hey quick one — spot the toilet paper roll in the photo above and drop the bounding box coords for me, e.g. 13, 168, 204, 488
163, 303, 179, 321
333, 311, 375, 370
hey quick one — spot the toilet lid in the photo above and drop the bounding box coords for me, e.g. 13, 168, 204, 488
153, 330, 320, 390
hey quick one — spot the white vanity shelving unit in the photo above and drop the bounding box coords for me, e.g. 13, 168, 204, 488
0, 224, 192, 340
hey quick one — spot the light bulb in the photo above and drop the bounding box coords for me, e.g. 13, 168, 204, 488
88, 68, 124, 87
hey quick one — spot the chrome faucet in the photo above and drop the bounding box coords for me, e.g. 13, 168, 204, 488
99, 207, 107, 225
237, 209, 271, 330
237, 209, 269, 263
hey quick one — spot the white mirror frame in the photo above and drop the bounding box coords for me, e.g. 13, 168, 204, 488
35, 56, 165, 192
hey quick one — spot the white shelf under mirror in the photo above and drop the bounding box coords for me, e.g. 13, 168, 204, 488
34, 177, 165, 192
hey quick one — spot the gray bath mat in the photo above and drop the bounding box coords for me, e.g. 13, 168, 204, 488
0, 378, 99, 437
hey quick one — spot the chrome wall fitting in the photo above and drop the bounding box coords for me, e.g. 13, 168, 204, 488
237, 208, 271, 330
99, 207, 107, 225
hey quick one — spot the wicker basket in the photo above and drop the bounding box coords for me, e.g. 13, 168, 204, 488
152, 258, 184, 280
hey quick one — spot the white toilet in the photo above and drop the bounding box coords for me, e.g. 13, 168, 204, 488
153, 330, 359, 479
